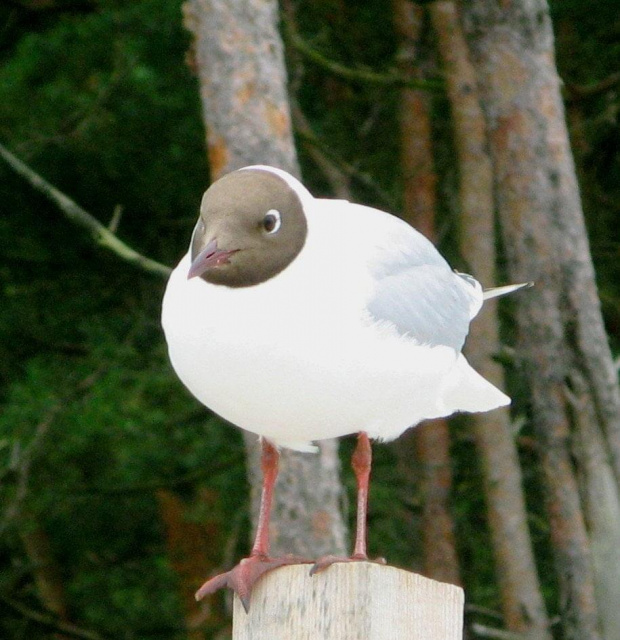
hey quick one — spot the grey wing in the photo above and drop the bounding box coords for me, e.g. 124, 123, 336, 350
367, 252, 480, 352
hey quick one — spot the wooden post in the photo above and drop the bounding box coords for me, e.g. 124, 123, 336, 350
233, 562, 464, 639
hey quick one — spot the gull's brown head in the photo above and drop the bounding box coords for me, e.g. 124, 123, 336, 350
188, 167, 308, 288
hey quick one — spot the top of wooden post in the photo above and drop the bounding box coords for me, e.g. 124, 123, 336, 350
233, 561, 464, 640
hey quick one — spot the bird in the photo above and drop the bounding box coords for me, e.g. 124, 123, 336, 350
161, 165, 528, 611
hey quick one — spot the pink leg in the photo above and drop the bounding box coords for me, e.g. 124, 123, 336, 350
195, 439, 312, 612
250, 438, 279, 557
311, 432, 386, 574
351, 431, 371, 559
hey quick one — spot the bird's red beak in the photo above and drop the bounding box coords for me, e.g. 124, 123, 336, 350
187, 239, 237, 280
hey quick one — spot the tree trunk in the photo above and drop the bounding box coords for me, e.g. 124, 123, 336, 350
182, 0, 347, 559
183, 0, 299, 177
243, 435, 347, 558
459, 1, 620, 638
392, 0, 461, 587
393, 0, 438, 240
429, 3, 551, 637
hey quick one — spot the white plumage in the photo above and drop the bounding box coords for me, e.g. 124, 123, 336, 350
162, 166, 510, 452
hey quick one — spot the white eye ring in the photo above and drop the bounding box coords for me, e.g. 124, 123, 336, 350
262, 209, 282, 234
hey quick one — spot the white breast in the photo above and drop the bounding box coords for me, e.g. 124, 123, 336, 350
162, 200, 508, 450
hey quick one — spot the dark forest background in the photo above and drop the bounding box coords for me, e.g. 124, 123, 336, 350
1, 1, 619, 639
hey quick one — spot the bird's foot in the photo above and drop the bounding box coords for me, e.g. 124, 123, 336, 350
310, 553, 387, 576
195, 553, 313, 612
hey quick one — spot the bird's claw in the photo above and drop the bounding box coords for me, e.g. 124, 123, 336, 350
195, 554, 313, 612
309, 554, 387, 576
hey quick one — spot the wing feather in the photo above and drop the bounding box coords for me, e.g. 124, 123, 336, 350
366, 231, 482, 351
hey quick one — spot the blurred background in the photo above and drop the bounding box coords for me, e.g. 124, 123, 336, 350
1, 1, 619, 638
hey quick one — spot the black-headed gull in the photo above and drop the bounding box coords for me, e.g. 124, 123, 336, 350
162, 165, 526, 610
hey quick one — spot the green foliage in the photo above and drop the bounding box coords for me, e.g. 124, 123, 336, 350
0, 307, 246, 638
0, 2, 243, 637
0, 0, 618, 638
292, 1, 404, 208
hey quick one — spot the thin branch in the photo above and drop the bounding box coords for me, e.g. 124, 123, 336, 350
291, 102, 353, 200
107, 204, 123, 234
565, 72, 620, 101
0, 595, 109, 640
0, 142, 171, 279
295, 127, 398, 211
465, 604, 505, 621
283, 22, 443, 93
5, 0, 96, 14
470, 623, 526, 640
0, 403, 63, 539
281, 0, 353, 201
0, 371, 102, 538
65, 450, 245, 498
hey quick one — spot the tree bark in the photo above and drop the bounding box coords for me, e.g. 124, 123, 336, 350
243, 436, 347, 557
393, 0, 438, 240
392, 0, 461, 587
182, 0, 347, 559
429, 3, 551, 638
459, 1, 620, 638
183, 0, 299, 177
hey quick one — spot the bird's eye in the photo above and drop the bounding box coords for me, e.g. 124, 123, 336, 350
262, 209, 282, 234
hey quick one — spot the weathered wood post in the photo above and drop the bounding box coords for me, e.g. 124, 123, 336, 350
232, 563, 463, 639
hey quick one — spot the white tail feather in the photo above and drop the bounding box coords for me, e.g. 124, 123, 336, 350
483, 282, 533, 300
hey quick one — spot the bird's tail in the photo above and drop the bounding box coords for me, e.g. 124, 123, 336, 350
440, 354, 511, 415
483, 282, 533, 300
